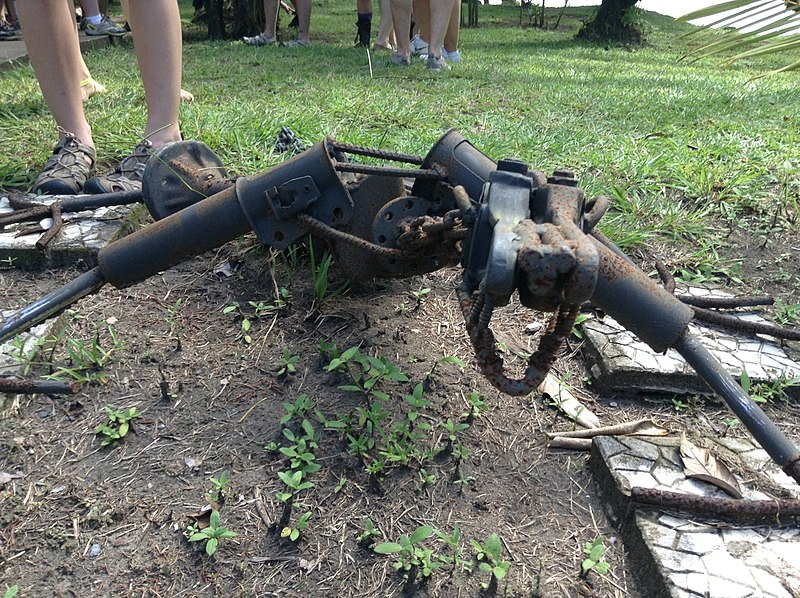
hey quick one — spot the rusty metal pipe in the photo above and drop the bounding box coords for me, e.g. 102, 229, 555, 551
675, 332, 800, 484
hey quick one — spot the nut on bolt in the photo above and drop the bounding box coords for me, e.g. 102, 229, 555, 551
548, 168, 577, 187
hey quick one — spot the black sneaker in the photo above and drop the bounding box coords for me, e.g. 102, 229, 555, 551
84, 140, 153, 194
33, 133, 96, 195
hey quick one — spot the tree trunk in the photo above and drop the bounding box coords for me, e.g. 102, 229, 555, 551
206, 0, 226, 39
577, 0, 641, 43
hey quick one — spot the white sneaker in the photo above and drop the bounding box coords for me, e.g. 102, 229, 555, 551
444, 49, 461, 63
410, 35, 428, 56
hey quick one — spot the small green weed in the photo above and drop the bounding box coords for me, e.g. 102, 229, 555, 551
309, 238, 349, 307
357, 517, 383, 546
95, 405, 140, 446
581, 536, 611, 577
188, 510, 237, 556
472, 533, 511, 591
280, 510, 311, 542
47, 325, 121, 383
277, 347, 300, 377
2, 586, 18, 598
207, 471, 232, 503
374, 525, 450, 584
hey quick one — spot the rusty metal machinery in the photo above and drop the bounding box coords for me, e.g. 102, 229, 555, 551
2, 129, 799, 484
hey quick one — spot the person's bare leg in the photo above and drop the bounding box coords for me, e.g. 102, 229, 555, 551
428, 0, 453, 59
444, 0, 460, 54
293, 0, 311, 43
389, 0, 411, 58
17, 0, 93, 146
79, 0, 101, 19
375, 0, 395, 48
126, 0, 182, 147
416, 0, 429, 42
264, 0, 279, 37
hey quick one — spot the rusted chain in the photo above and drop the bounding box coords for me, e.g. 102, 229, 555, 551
328, 142, 425, 165
457, 282, 579, 396
631, 487, 800, 523
296, 213, 403, 259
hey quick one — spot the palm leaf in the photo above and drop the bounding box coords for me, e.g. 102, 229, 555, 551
677, 0, 800, 75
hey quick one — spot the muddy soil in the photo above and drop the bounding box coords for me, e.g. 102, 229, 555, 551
1, 217, 799, 597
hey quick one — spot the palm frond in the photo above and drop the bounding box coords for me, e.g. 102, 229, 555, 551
677, 0, 800, 75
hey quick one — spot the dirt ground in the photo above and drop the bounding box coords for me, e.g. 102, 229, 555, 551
2, 206, 800, 597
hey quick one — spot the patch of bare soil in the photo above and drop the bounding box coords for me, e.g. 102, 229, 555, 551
1, 218, 799, 598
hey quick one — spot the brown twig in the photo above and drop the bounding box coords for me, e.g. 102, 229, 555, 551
36, 201, 63, 249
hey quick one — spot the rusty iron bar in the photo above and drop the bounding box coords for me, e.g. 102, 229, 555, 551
0, 376, 81, 395
1, 190, 142, 228
675, 332, 800, 484
677, 295, 774, 309
296, 213, 403, 259
328, 141, 425, 165
36, 201, 63, 250
631, 487, 800, 523
653, 258, 676, 294
692, 306, 800, 341
333, 162, 445, 180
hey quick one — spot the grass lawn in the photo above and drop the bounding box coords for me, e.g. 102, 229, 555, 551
2, 2, 800, 270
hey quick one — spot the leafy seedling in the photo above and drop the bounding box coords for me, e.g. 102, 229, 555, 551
207, 471, 232, 503
280, 510, 311, 542
95, 405, 140, 446
374, 525, 449, 584
357, 517, 383, 546
277, 347, 300, 377
581, 536, 610, 577
188, 510, 237, 556
472, 533, 511, 591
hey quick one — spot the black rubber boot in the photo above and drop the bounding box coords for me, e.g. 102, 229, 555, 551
355, 19, 371, 47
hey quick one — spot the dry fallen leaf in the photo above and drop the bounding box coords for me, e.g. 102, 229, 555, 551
538, 373, 600, 429
0, 471, 23, 486
680, 433, 742, 499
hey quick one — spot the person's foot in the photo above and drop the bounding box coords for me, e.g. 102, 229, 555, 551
444, 49, 461, 63
84, 140, 153, 194
390, 51, 411, 66
426, 54, 450, 73
372, 41, 394, 51
180, 89, 195, 103
282, 38, 310, 48
83, 15, 127, 37
410, 35, 428, 56
0, 23, 21, 40
80, 77, 107, 102
242, 33, 277, 46
33, 132, 96, 195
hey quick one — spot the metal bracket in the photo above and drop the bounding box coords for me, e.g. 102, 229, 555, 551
265, 176, 320, 220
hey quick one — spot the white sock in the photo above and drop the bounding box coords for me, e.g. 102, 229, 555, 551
85, 14, 102, 25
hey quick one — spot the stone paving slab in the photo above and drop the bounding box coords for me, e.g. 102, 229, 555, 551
581, 287, 800, 396
592, 434, 800, 598
0, 193, 146, 269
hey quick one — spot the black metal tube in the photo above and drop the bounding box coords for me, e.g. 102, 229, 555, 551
675, 331, 800, 483
0, 267, 106, 344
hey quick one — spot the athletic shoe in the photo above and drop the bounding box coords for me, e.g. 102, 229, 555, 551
242, 33, 277, 46
33, 132, 96, 195
390, 51, 411, 66
83, 15, 127, 37
410, 35, 428, 56
84, 140, 152, 194
282, 38, 310, 48
426, 54, 450, 72
444, 49, 461, 63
